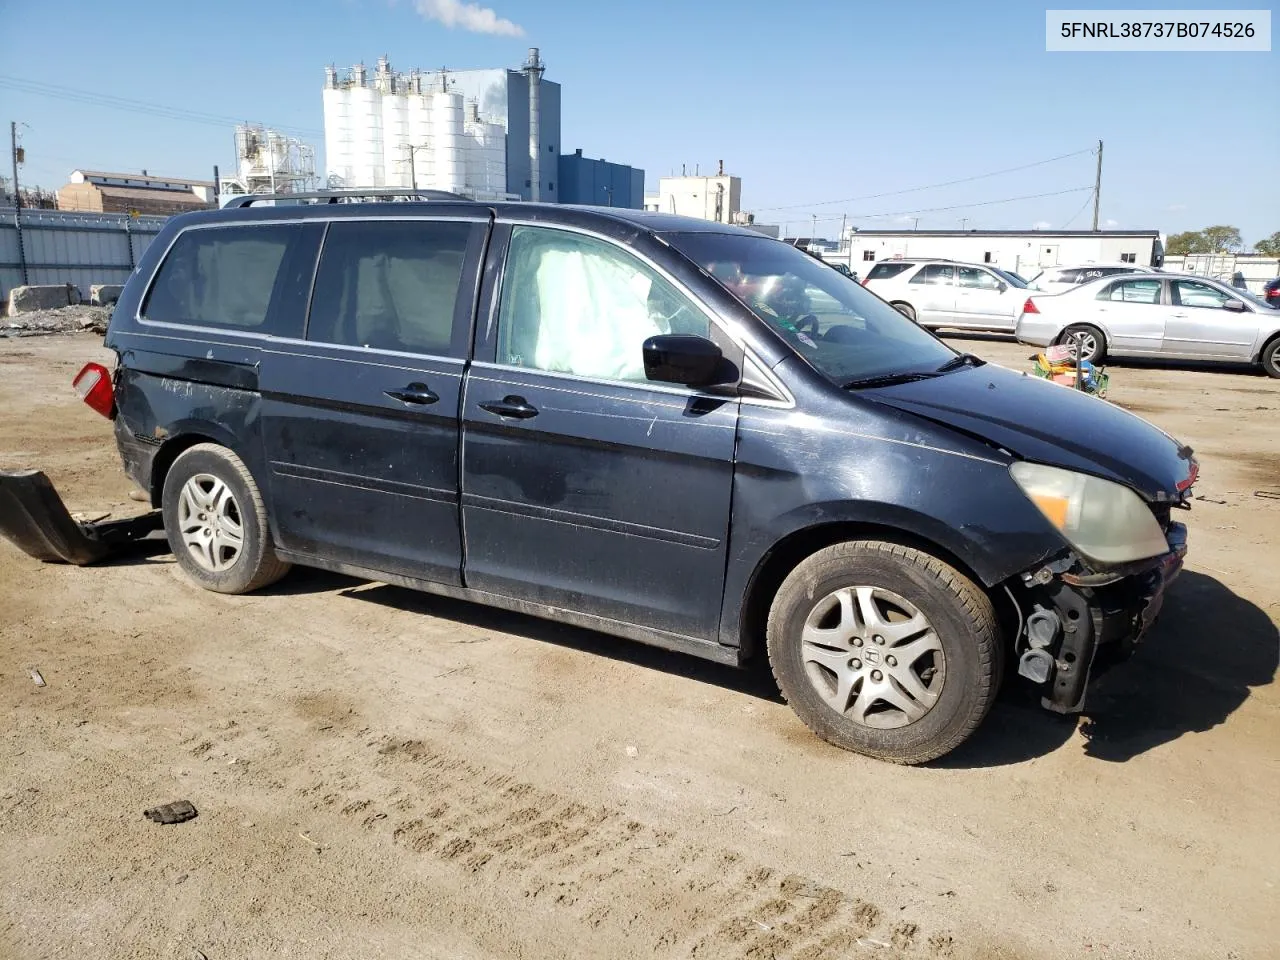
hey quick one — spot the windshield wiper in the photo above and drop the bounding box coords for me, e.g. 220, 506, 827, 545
934, 352, 984, 373
842, 370, 942, 389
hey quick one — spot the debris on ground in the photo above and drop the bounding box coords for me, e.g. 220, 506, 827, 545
144, 800, 199, 825
30, 669, 46, 687
1, 304, 111, 338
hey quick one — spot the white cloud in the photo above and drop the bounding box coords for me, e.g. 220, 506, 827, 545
414, 0, 524, 35
1167, 203, 1187, 212
1104, 218, 1119, 228
1032, 220, 1052, 230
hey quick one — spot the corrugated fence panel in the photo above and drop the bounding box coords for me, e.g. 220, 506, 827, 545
0, 208, 169, 300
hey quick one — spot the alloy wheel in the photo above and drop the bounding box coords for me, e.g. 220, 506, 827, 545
800, 586, 945, 729
177, 473, 244, 572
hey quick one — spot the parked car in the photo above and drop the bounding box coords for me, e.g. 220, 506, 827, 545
1016, 272, 1280, 376
7, 194, 1197, 764
1263, 277, 1280, 309
861, 258, 1029, 332
1027, 263, 1158, 292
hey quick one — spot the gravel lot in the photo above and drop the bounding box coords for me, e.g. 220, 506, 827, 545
1, 332, 1277, 960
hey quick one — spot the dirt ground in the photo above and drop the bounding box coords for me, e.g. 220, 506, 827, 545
1, 333, 1277, 960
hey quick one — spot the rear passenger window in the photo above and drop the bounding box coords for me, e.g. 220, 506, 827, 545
1100, 279, 1161, 303
143, 225, 300, 334
910, 264, 954, 285
307, 220, 474, 356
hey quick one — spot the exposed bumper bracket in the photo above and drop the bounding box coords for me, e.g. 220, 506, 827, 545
0, 469, 162, 565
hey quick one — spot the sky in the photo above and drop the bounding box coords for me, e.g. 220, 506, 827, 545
3, 0, 1277, 243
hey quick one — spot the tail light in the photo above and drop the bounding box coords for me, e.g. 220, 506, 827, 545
1022, 297, 1040, 314
73, 362, 115, 419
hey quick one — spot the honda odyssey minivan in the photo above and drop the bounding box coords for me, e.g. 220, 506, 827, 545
16, 193, 1196, 764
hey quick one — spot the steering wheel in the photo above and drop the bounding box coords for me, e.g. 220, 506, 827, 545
794, 314, 821, 338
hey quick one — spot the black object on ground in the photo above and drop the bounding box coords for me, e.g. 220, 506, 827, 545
144, 800, 198, 825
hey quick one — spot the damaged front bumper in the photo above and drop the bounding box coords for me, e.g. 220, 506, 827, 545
0, 468, 162, 565
1016, 522, 1187, 713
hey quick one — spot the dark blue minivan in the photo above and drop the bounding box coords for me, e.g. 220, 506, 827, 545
47, 195, 1197, 762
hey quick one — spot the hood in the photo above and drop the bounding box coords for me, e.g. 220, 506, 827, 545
866, 363, 1196, 502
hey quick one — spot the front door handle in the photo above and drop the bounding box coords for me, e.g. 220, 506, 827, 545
385, 382, 439, 405
479, 395, 539, 419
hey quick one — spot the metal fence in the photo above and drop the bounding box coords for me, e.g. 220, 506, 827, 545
0, 207, 170, 301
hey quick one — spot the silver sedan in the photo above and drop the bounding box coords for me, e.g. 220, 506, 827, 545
1015, 272, 1280, 378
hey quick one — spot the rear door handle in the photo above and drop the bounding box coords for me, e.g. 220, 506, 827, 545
385, 382, 439, 405
479, 395, 539, 419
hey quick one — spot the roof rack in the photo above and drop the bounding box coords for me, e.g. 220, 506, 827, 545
223, 189, 470, 208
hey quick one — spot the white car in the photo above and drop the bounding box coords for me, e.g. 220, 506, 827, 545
860, 259, 1030, 332
1015, 272, 1280, 377
1027, 263, 1158, 292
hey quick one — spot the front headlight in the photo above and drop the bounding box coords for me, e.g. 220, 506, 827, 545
1010, 462, 1169, 565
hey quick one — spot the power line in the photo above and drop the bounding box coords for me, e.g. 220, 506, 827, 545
843, 185, 1094, 222
755, 148, 1096, 213
1061, 190, 1096, 229
0, 75, 323, 138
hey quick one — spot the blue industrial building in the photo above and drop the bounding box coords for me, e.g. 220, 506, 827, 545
557, 149, 645, 209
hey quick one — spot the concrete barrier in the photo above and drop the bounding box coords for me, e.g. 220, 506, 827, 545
6, 284, 83, 316
90, 284, 124, 306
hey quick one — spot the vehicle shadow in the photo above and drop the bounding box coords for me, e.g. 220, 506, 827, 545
940, 571, 1277, 767
315, 576, 786, 704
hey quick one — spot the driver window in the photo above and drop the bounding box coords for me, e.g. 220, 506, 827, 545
1172, 279, 1235, 310
957, 267, 1000, 290
497, 226, 709, 383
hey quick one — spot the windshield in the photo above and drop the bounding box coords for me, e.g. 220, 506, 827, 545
671, 232, 957, 385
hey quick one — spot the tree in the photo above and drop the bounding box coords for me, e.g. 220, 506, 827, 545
1165, 225, 1244, 256
1200, 225, 1243, 253
1166, 230, 1209, 256
1253, 232, 1280, 257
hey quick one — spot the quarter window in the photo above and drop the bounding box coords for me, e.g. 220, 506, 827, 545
307, 220, 474, 356
909, 264, 954, 285
497, 226, 709, 383
142, 224, 303, 335
1100, 279, 1161, 304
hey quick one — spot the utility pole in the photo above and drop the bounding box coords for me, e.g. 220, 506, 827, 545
1091, 139, 1103, 231
960, 218, 968, 231
10, 121, 22, 210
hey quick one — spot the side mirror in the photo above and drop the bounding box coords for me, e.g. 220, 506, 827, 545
643, 334, 724, 386
1223, 299, 1247, 313
996, 281, 1008, 294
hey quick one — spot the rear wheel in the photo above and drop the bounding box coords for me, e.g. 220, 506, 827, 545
1058, 324, 1106, 364
892, 302, 917, 323
1261, 336, 1280, 379
161, 443, 290, 594
766, 541, 1000, 764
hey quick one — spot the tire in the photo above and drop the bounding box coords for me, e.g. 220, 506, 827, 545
1261, 336, 1280, 379
1058, 323, 1106, 364
161, 443, 291, 594
766, 541, 1000, 764
891, 302, 916, 323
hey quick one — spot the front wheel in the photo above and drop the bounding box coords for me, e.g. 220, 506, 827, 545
161, 443, 291, 594
1261, 336, 1280, 379
766, 541, 1000, 764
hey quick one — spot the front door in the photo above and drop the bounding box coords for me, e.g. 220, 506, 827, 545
1164, 278, 1259, 359
953, 265, 1015, 329
260, 216, 487, 583
460, 224, 739, 641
